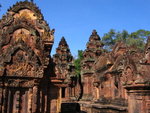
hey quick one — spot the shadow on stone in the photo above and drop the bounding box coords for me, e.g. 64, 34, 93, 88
61, 103, 81, 113
80, 111, 87, 113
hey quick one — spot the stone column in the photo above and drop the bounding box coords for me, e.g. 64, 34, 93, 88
2, 88, 6, 113
125, 84, 150, 113
44, 93, 47, 112
32, 85, 38, 113
28, 88, 33, 113
15, 91, 20, 113
7, 89, 11, 113
96, 87, 99, 100
21, 90, 28, 113
0, 88, 2, 113
39, 90, 42, 112
57, 87, 62, 113
12, 90, 20, 113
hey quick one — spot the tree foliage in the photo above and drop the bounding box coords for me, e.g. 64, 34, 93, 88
74, 50, 83, 77
102, 29, 150, 50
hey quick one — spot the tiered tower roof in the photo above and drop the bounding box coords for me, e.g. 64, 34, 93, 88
81, 30, 104, 75
53, 37, 73, 64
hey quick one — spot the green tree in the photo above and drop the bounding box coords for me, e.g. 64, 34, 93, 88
102, 29, 116, 50
115, 30, 129, 42
102, 29, 150, 51
74, 50, 83, 77
127, 29, 150, 50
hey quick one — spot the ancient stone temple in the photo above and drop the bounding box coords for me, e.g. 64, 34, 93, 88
124, 37, 150, 113
50, 37, 79, 112
0, 1, 54, 113
53, 37, 73, 79
81, 30, 104, 101
53, 37, 81, 101
1, 1, 150, 113
79, 35, 150, 113
0, 1, 80, 113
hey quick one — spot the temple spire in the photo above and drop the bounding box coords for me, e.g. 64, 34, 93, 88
53, 37, 72, 64
89, 29, 101, 41
87, 29, 104, 50
53, 37, 73, 79
81, 29, 104, 75
58, 37, 68, 47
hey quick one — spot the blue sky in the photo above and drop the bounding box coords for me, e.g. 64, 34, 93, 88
1, 0, 150, 57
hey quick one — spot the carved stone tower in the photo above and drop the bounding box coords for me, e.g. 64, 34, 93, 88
0, 1, 54, 113
50, 37, 76, 112
53, 37, 73, 79
81, 30, 104, 100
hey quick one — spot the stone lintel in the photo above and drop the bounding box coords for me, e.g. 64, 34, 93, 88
125, 84, 150, 91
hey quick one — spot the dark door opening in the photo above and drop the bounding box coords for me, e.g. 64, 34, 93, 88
62, 87, 65, 98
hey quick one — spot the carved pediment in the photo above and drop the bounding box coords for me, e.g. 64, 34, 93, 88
0, 1, 54, 78
5, 49, 43, 77
122, 66, 135, 85
0, 40, 43, 77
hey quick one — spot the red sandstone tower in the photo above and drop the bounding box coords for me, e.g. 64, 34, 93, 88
0, 1, 54, 113
53, 37, 73, 79
81, 30, 104, 101
51, 37, 78, 112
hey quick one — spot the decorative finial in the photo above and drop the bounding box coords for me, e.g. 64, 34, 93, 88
92, 29, 97, 35
59, 37, 68, 47
89, 29, 101, 41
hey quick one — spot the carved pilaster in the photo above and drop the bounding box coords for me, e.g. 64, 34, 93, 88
15, 91, 20, 113
0, 88, 2, 113
57, 87, 62, 113
39, 90, 42, 113
7, 89, 11, 113
32, 85, 38, 113
44, 94, 47, 112
2, 88, 6, 113
28, 88, 33, 113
